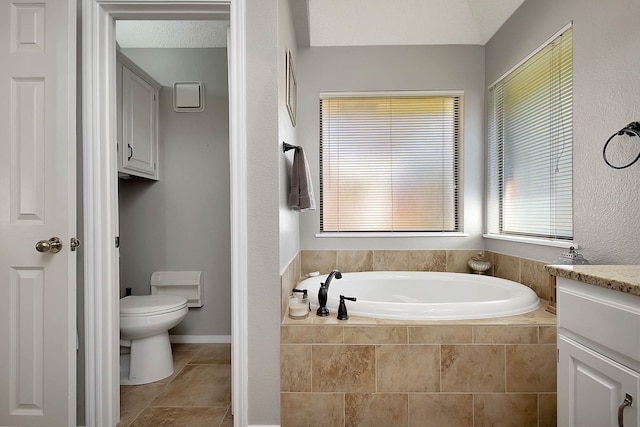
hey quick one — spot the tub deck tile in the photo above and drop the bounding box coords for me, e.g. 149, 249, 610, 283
344, 326, 407, 344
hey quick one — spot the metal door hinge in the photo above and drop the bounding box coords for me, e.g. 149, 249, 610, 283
70, 237, 81, 252
115, 236, 120, 248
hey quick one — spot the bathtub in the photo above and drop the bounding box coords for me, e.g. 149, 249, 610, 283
296, 271, 540, 320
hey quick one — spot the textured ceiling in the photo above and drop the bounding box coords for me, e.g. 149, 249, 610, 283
115, 0, 525, 48
116, 21, 229, 48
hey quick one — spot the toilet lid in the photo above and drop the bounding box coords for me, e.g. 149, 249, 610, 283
120, 295, 187, 316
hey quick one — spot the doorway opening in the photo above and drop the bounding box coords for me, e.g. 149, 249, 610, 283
115, 19, 232, 423
82, 2, 247, 426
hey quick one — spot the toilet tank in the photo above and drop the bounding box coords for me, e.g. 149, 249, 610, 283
151, 271, 203, 307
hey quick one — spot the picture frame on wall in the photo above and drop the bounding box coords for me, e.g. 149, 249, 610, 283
286, 49, 297, 127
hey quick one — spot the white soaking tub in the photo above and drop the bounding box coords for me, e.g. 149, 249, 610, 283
296, 271, 540, 320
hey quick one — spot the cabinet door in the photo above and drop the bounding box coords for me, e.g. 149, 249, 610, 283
559, 335, 640, 427
121, 65, 158, 179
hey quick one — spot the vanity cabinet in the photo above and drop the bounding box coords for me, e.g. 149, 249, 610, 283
557, 277, 640, 427
117, 51, 160, 180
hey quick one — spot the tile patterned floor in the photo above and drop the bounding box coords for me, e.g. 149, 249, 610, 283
117, 343, 233, 427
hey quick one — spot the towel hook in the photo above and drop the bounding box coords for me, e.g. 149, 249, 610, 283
603, 122, 640, 169
283, 142, 298, 153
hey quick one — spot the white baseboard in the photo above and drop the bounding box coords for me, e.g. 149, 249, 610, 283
169, 335, 232, 344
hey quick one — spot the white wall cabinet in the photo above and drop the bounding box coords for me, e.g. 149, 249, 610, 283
557, 277, 640, 427
117, 51, 161, 180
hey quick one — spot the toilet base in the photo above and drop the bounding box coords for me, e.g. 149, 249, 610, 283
120, 331, 174, 385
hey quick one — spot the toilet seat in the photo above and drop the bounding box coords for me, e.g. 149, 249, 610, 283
120, 295, 187, 317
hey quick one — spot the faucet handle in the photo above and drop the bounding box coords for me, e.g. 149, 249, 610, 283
337, 295, 357, 321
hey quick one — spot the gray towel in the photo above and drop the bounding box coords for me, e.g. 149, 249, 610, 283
288, 147, 316, 211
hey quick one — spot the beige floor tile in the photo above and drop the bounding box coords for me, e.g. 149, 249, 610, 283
129, 406, 228, 427
219, 407, 234, 427
120, 344, 232, 426
160, 350, 199, 383
189, 343, 232, 364
118, 382, 168, 427
151, 364, 231, 407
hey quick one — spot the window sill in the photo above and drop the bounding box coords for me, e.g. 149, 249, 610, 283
315, 232, 469, 238
483, 233, 576, 249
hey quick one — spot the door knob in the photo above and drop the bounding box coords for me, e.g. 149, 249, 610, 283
35, 237, 63, 253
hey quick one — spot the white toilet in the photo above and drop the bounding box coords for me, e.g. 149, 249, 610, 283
120, 271, 203, 385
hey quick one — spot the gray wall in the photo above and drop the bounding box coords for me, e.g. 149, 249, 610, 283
118, 48, 231, 336
279, 0, 301, 271
247, 0, 281, 423
485, 0, 640, 264
297, 45, 486, 251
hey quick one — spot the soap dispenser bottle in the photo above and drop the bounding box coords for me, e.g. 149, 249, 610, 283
292, 288, 310, 312
289, 288, 310, 319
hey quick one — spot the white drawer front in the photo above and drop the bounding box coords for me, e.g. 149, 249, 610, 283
558, 278, 640, 363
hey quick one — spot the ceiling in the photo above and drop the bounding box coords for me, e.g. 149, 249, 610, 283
299, 0, 526, 46
115, 0, 525, 48
116, 20, 229, 48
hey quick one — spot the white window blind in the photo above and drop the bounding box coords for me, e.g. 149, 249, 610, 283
320, 93, 463, 232
487, 26, 573, 240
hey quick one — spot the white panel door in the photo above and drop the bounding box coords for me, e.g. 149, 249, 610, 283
0, 0, 76, 425
559, 336, 640, 427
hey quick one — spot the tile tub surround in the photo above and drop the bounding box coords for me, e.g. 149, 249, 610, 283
281, 307, 556, 427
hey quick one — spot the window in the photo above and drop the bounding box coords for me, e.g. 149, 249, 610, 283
487, 26, 573, 240
320, 92, 463, 232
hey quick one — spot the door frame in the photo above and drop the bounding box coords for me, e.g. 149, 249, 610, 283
82, 1, 248, 426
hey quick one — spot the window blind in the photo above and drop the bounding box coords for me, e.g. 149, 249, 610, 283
487, 26, 573, 240
320, 93, 463, 232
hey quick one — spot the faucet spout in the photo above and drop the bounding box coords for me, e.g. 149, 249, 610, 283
324, 269, 342, 290
317, 269, 342, 316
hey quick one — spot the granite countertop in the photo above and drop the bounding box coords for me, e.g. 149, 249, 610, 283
545, 265, 640, 297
